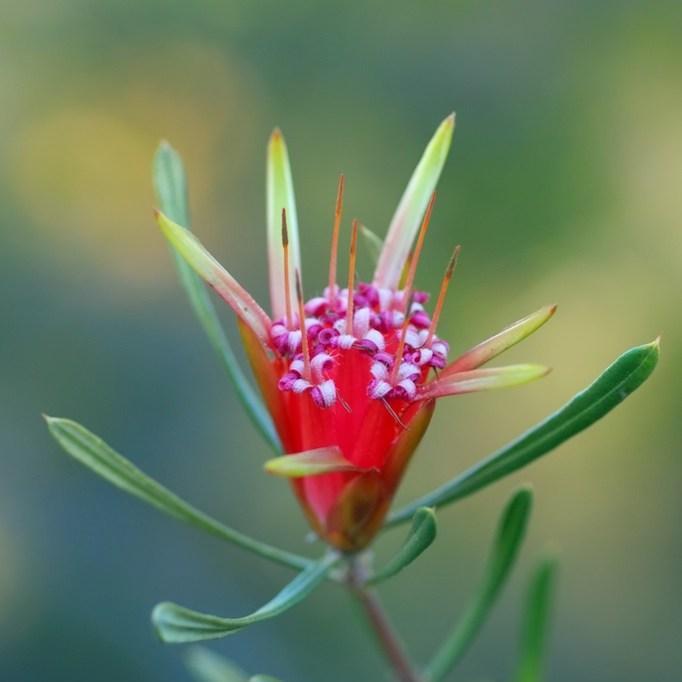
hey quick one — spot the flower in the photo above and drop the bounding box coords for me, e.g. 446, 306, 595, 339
156, 114, 554, 552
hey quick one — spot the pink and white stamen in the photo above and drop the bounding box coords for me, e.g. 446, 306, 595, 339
273, 282, 450, 409
156, 113, 555, 551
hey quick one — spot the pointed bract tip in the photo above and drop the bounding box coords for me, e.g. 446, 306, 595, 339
434, 112, 455, 137
650, 335, 661, 349
268, 128, 287, 157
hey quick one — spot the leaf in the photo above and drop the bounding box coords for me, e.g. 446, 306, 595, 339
153, 143, 280, 454
154, 140, 191, 226
185, 647, 248, 682
515, 557, 558, 682
156, 211, 272, 345
250, 677, 284, 682
264, 447, 367, 477
152, 555, 336, 643
45, 417, 310, 571
267, 128, 302, 320
443, 305, 557, 375
425, 489, 533, 681
388, 339, 659, 526
420, 364, 550, 400
359, 224, 384, 265
374, 113, 455, 289
367, 507, 437, 585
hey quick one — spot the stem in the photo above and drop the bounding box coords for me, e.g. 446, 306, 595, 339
348, 557, 423, 682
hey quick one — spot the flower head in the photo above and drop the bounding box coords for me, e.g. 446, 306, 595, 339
156, 114, 554, 552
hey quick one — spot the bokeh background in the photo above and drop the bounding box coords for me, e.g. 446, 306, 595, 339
1, 1, 680, 680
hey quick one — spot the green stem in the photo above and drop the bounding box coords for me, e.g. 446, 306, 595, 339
348, 558, 423, 682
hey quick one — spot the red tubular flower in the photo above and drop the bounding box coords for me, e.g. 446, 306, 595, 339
156, 114, 554, 552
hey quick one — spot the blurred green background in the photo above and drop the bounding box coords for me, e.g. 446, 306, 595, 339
1, 1, 680, 680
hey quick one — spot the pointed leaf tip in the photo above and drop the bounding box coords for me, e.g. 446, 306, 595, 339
153, 141, 189, 226
156, 211, 272, 344
389, 340, 659, 526
152, 556, 335, 643
368, 506, 437, 585
374, 114, 455, 289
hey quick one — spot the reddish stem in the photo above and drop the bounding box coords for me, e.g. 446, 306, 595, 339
348, 558, 423, 682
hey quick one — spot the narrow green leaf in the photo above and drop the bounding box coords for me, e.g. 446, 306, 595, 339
389, 340, 659, 526
46, 417, 310, 571
368, 507, 437, 585
185, 647, 248, 682
152, 554, 336, 643
515, 557, 558, 682
264, 447, 366, 478
425, 489, 533, 681
359, 224, 384, 265
153, 142, 280, 454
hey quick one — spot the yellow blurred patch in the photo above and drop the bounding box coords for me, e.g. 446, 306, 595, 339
7, 42, 265, 292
